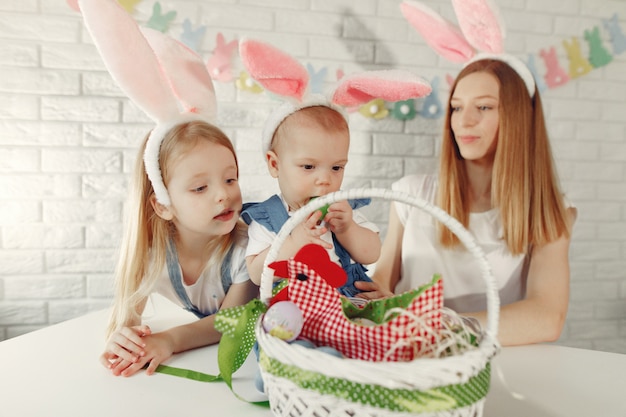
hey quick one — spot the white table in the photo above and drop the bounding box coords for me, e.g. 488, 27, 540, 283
1, 295, 625, 417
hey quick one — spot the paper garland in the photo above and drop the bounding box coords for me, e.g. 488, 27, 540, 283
72, 1, 626, 122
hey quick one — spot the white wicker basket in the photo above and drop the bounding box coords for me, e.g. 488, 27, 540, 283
256, 188, 500, 417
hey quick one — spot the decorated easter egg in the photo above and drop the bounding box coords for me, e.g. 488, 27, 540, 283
262, 301, 303, 341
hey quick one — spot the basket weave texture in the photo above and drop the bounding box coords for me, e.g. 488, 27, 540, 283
256, 188, 500, 417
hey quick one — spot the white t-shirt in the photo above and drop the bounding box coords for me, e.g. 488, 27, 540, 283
392, 174, 528, 313
154, 234, 250, 316
245, 194, 378, 267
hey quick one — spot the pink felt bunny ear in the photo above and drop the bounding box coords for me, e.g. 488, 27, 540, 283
79, 0, 181, 123
400, 1, 474, 63
141, 28, 217, 121
332, 70, 432, 107
239, 38, 309, 101
452, 0, 505, 54
401, 0, 534, 97
79, 0, 218, 206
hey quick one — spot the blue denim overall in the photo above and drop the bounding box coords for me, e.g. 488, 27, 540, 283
166, 239, 233, 318
241, 195, 373, 297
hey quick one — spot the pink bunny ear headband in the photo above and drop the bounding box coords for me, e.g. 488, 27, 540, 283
400, 0, 536, 97
79, 0, 218, 206
238, 38, 433, 154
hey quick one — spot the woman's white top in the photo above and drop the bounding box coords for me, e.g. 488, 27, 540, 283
393, 174, 528, 313
153, 234, 250, 315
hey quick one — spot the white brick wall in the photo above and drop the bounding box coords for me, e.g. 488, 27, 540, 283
0, 0, 625, 353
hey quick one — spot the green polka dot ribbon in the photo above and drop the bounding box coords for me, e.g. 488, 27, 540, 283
152, 281, 290, 396
152, 298, 269, 406
259, 351, 491, 412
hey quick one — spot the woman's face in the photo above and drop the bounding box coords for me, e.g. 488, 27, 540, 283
450, 71, 500, 163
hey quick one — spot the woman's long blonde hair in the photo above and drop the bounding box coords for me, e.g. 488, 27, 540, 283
106, 121, 246, 337
437, 59, 571, 255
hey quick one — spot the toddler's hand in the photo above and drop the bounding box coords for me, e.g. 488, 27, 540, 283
323, 200, 354, 234
287, 211, 333, 252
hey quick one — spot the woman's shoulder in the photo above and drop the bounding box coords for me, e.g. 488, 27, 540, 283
392, 174, 438, 198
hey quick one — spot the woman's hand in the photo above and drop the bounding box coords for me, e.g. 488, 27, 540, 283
353, 280, 394, 300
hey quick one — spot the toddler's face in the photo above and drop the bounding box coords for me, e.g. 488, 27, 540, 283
267, 122, 349, 211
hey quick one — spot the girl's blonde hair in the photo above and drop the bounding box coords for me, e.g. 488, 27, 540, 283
437, 59, 571, 255
106, 121, 246, 337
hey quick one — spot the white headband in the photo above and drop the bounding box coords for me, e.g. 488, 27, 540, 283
261, 95, 348, 153
467, 52, 536, 97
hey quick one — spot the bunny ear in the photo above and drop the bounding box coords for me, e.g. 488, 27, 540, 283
141, 28, 217, 122
400, 0, 475, 63
79, 0, 180, 122
332, 70, 432, 107
239, 38, 309, 101
452, 0, 505, 54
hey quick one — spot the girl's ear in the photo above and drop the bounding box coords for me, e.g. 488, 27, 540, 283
266, 151, 280, 178
150, 195, 174, 221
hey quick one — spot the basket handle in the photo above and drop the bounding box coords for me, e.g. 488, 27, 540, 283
260, 188, 500, 341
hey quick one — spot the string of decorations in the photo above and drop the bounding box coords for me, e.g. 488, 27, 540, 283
67, 0, 626, 121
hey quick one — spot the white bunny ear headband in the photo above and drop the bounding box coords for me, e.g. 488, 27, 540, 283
400, 0, 536, 97
238, 38, 433, 154
78, 0, 218, 206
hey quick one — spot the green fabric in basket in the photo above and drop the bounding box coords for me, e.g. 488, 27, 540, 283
341, 274, 441, 324
259, 351, 491, 413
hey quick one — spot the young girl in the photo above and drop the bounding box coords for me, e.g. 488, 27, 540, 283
101, 121, 257, 377
371, 1, 577, 346
78, 0, 257, 377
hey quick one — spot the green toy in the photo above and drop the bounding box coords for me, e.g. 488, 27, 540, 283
310, 196, 330, 220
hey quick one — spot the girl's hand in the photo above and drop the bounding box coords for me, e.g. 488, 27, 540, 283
117, 332, 176, 377
102, 331, 176, 377
99, 324, 151, 370
323, 201, 354, 234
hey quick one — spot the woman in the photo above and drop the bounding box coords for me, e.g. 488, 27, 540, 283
372, 58, 577, 346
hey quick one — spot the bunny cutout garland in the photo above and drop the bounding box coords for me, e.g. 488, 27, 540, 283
238, 39, 433, 153
400, 0, 536, 97
78, 0, 218, 206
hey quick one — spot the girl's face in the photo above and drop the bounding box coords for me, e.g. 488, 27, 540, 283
450, 71, 500, 163
266, 121, 349, 211
160, 140, 242, 240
